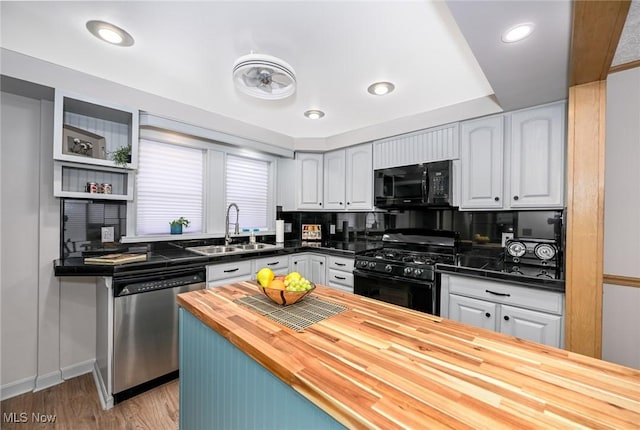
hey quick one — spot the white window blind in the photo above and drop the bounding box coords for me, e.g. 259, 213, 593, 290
225, 154, 269, 230
136, 140, 204, 235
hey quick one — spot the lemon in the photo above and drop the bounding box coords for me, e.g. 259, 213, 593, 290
285, 271, 302, 282
257, 267, 275, 287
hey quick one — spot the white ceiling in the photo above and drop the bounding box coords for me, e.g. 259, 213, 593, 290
0, 1, 577, 143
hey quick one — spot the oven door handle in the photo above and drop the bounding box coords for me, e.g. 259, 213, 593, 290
353, 269, 433, 288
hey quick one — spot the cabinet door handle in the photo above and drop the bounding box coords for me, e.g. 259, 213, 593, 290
294, 261, 298, 265
485, 289, 510, 297
504, 315, 510, 321
319, 202, 322, 206
513, 195, 519, 201
267, 261, 280, 266
347, 202, 351, 205
223, 268, 239, 273
494, 197, 500, 202
339, 202, 343, 205
320, 261, 323, 265
485, 312, 491, 318
335, 275, 346, 280
335, 262, 346, 267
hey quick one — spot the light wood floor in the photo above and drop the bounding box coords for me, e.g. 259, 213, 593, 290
1, 373, 178, 429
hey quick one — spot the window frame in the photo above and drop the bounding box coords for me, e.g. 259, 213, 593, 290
123, 128, 278, 242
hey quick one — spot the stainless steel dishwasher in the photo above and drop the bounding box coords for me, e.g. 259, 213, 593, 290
112, 266, 205, 403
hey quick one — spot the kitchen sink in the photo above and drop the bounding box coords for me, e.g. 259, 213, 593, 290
186, 243, 278, 256
234, 243, 272, 250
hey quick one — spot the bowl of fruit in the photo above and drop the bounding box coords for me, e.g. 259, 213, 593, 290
256, 268, 315, 306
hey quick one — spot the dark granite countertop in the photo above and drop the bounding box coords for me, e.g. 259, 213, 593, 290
436, 262, 565, 293
54, 239, 383, 278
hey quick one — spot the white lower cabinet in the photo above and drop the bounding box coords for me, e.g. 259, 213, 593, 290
252, 255, 289, 278
309, 254, 326, 285
326, 255, 355, 293
290, 254, 309, 279
449, 294, 497, 331
206, 260, 252, 288
442, 274, 564, 348
290, 253, 326, 285
499, 304, 563, 347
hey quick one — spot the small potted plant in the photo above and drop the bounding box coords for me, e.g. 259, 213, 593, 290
170, 217, 190, 235
110, 145, 132, 167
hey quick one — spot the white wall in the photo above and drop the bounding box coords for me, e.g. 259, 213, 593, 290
1, 92, 40, 394
1, 48, 294, 153
602, 67, 640, 369
1, 91, 96, 400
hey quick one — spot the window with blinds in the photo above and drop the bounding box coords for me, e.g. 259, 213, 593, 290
136, 140, 204, 235
225, 154, 269, 230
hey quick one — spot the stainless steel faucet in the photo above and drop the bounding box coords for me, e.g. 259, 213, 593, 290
225, 203, 240, 245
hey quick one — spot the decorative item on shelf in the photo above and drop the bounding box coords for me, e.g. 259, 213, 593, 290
110, 144, 132, 167
170, 217, 190, 235
62, 125, 106, 159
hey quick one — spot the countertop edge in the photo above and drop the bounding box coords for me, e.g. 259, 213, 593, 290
436, 263, 565, 293
176, 284, 366, 429
54, 243, 369, 277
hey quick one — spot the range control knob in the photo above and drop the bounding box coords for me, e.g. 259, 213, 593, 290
414, 269, 423, 277
359, 260, 368, 268
368, 261, 377, 269
384, 264, 393, 273
404, 267, 413, 275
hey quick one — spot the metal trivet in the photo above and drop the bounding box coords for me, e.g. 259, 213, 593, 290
235, 294, 348, 332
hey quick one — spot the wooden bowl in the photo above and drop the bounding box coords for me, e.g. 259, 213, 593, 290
256, 282, 316, 306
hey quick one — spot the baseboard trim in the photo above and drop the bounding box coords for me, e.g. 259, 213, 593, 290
92, 361, 113, 410
61, 359, 95, 380
34, 370, 63, 392
0, 375, 35, 401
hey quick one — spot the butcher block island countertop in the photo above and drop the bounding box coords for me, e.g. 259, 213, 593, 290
177, 283, 640, 429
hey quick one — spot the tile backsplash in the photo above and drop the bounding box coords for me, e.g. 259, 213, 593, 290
61, 198, 127, 257
279, 208, 563, 246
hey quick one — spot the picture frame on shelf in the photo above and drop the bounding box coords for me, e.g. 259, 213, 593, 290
62, 124, 107, 160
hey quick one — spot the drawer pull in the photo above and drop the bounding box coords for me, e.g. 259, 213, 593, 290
223, 268, 239, 273
334, 275, 346, 280
335, 262, 346, 267
485, 289, 510, 297
267, 261, 280, 266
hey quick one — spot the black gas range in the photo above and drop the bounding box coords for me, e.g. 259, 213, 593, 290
353, 229, 458, 316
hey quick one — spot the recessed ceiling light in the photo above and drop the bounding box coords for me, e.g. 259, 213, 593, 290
502, 23, 534, 43
304, 110, 325, 120
86, 20, 134, 47
367, 81, 395, 96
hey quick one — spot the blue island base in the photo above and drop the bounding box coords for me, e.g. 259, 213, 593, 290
179, 308, 345, 430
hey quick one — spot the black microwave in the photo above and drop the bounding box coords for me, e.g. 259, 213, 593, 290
374, 160, 453, 208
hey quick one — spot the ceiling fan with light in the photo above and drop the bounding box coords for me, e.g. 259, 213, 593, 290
232, 53, 296, 100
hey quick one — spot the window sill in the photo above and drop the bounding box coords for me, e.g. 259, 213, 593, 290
120, 231, 274, 244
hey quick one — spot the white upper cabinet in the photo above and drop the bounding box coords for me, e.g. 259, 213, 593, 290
322, 143, 374, 211
296, 153, 324, 210
53, 90, 139, 169
323, 149, 346, 210
345, 143, 373, 210
508, 102, 565, 208
373, 123, 459, 169
459, 101, 566, 211
460, 115, 505, 209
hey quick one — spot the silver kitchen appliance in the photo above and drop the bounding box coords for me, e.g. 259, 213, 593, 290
353, 229, 458, 315
110, 266, 205, 403
504, 238, 561, 279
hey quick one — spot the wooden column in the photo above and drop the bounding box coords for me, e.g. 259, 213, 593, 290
565, 81, 607, 357
564, 0, 630, 358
